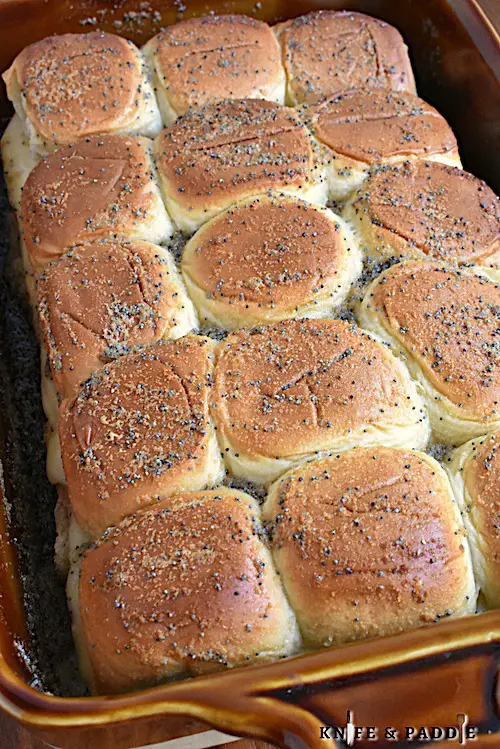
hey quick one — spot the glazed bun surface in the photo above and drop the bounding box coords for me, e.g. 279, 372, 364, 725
38, 237, 197, 400
59, 336, 223, 538
154, 98, 327, 234
212, 318, 429, 484
181, 195, 361, 329
21, 134, 172, 273
263, 447, 475, 648
3, 32, 161, 156
344, 161, 500, 264
143, 15, 285, 124
358, 262, 500, 444
69, 488, 301, 693
275, 11, 415, 106
303, 88, 461, 200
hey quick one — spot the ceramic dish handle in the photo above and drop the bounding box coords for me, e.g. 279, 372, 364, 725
141, 612, 500, 749
0, 602, 499, 748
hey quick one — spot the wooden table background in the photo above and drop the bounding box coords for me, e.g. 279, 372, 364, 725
1, 0, 499, 746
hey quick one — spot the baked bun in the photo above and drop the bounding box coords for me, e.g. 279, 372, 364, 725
274, 11, 415, 106
3, 32, 161, 157
263, 447, 475, 648
0, 113, 38, 213
38, 237, 197, 401
20, 134, 172, 273
154, 98, 327, 234
181, 195, 361, 329
358, 262, 500, 444
302, 88, 461, 201
59, 336, 224, 539
143, 15, 285, 125
212, 319, 429, 485
344, 161, 500, 264
67, 488, 301, 693
446, 431, 500, 609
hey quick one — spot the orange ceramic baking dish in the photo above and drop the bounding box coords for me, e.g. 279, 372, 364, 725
0, 1, 499, 747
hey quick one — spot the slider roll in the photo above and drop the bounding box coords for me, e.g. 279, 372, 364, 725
212, 318, 429, 485
68, 488, 301, 693
263, 447, 476, 648
3, 32, 162, 157
59, 336, 224, 539
275, 10, 416, 106
20, 134, 173, 274
344, 161, 500, 264
154, 98, 327, 234
143, 15, 286, 124
181, 195, 361, 329
302, 88, 461, 201
358, 262, 500, 444
446, 432, 500, 609
38, 236, 197, 402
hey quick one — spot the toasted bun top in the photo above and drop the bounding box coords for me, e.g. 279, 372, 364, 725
264, 447, 472, 639
352, 160, 500, 262
276, 10, 415, 104
181, 195, 354, 314
77, 488, 295, 693
306, 88, 457, 163
213, 318, 424, 460
367, 262, 500, 419
21, 135, 160, 272
3, 32, 146, 144
155, 98, 319, 210
38, 237, 189, 398
59, 336, 216, 537
147, 15, 283, 115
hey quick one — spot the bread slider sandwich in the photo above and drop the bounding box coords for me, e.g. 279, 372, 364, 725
154, 98, 327, 234
446, 431, 500, 609
68, 488, 300, 693
212, 318, 429, 485
20, 134, 172, 276
181, 195, 361, 329
344, 160, 500, 264
143, 15, 285, 124
302, 88, 461, 201
57, 336, 223, 539
358, 262, 500, 444
2, 32, 161, 158
263, 446, 475, 648
274, 10, 415, 106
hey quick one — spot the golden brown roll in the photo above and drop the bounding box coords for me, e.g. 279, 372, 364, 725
212, 319, 429, 485
59, 336, 224, 539
3, 32, 161, 157
446, 431, 500, 609
38, 236, 197, 403
343, 161, 500, 264
358, 262, 500, 444
302, 88, 461, 201
20, 134, 172, 274
263, 447, 476, 648
0, 113, 38, 213
143, 15, 285, 124
154, 98, 327, 234
181, 195, 361, 329
274, 11, 416, 106
67, 488, 301, 693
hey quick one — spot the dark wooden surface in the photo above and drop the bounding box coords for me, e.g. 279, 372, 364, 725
0, 1, 499, 748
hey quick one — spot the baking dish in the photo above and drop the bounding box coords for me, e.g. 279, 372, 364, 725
0, 0, 499, 747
